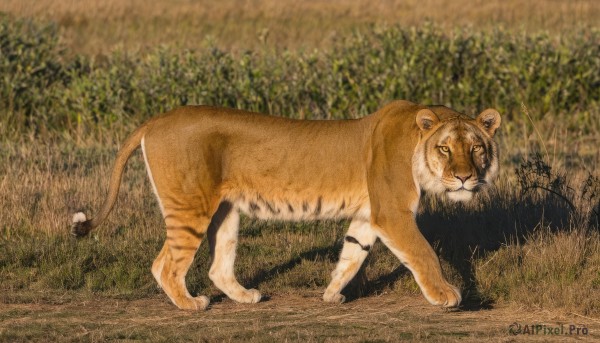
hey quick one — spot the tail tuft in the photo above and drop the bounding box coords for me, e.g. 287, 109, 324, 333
71, 212, 92, 237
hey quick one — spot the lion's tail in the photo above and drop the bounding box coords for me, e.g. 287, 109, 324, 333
71, 122, 152, 237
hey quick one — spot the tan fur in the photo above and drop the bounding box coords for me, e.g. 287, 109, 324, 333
72, 100, 501, 310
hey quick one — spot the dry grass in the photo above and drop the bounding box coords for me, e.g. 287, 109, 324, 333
1, 0, 598, 55
2, 294, 599, 342
476, 228, 600, 315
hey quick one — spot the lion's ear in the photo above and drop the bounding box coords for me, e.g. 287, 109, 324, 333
416, 109, 439, 131
476, 109, 501, 137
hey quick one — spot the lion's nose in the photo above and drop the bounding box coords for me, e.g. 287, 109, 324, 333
455, 173, 472, 184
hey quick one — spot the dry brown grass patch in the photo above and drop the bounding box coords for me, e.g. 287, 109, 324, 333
1, 0, 597, 55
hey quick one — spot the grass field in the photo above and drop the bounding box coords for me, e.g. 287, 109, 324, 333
1, 0, 598, 55
0, 1, 599, 341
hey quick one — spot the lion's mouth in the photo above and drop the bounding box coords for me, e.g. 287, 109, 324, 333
445, 188, 474, 202
446, 187, 475, 193
446, 180, 486, 193
447, 186, 472, 193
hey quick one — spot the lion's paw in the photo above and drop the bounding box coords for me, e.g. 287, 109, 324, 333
424, 282, 462, 308
323, 291, 346, 304
235, 288, 262, 304
175, 295, 210, 311
193, 295, 210, 310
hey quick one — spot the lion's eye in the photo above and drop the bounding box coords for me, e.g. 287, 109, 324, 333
439, 146, 450, 153
472, 145, 482, 152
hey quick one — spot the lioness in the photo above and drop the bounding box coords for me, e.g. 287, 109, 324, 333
72, 100, 501, 310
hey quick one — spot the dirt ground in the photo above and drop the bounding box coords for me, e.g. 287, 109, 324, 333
1, 292, 598, 342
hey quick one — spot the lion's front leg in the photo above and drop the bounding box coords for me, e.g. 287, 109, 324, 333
374, 210, 461, 308
323, 219, 377, 303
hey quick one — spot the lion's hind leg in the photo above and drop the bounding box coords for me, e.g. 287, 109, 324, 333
158, 211, 211, 311
151, 242, 168, 289
323, 219, 377, 303
207, 202, 261, 304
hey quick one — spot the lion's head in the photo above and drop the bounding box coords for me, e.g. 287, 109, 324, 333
413, 107, 501, 202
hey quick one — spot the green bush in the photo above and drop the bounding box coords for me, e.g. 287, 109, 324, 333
1, 17, 598, 139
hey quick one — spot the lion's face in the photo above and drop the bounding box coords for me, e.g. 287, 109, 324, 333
413, 108, 501, 202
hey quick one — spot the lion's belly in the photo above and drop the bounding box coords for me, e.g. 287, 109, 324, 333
225, 191, 371, 222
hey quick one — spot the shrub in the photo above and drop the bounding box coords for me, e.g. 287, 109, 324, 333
0, 17, 598, 139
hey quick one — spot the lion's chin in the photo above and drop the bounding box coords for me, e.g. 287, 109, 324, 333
446, 189, 474, 202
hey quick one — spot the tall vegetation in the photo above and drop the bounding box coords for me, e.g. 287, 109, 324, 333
0, 17, 598, 140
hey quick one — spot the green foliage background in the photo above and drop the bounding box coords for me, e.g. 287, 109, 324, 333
1, 17, 598, 139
